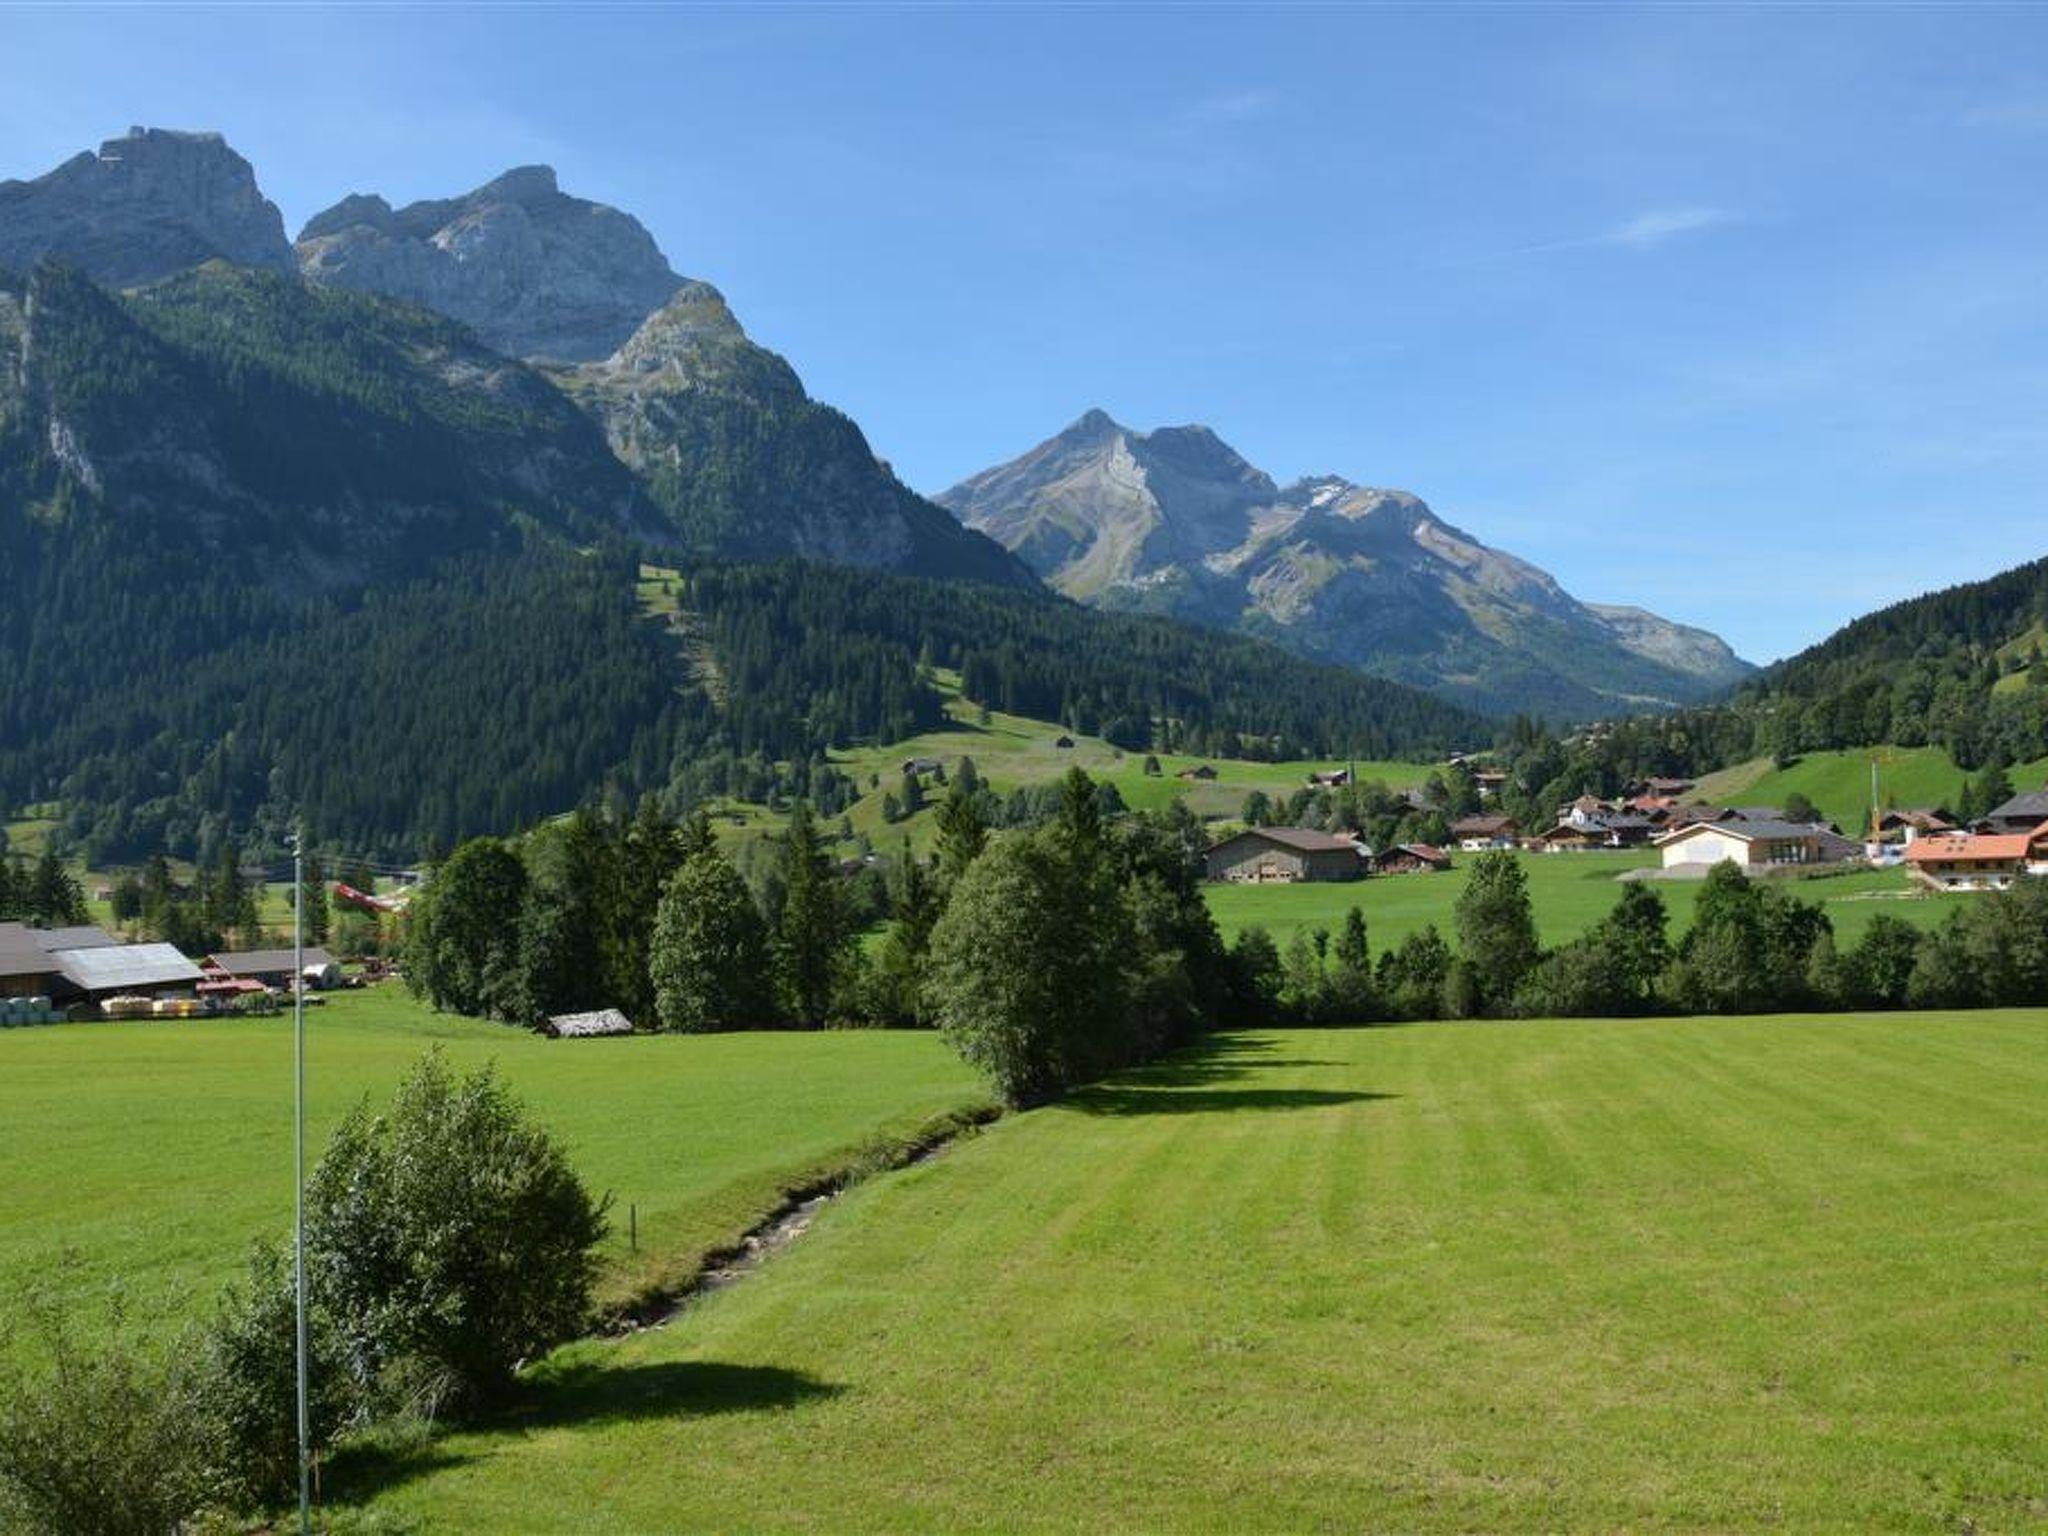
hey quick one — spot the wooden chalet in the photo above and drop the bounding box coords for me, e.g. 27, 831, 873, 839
1370, 843, 1451, 875
1904, 822, 2048, 890
1204, 827, 1365, 884
1449, 814, 1520, 850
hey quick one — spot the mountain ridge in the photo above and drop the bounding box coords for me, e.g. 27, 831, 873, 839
940, 410, 1754, 718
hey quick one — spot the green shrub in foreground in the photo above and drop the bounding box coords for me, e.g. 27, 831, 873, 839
0, 1286, 221, 1535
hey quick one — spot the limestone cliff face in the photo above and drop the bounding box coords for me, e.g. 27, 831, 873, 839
0, 128, 293, 289
296, 166, 685, 363
0, 260, 655, 590
561, 287, 1034, 584
941, 412, 1755, 716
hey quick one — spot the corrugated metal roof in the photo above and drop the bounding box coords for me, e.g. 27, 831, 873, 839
546, 1009, 635, 1038
55, 943, 203, 993
1211, 827, 1361, 854
31, 925, 118, 952
1656, 818, 1822, 845
0, 924, 62, 980
209, 947, 336, 976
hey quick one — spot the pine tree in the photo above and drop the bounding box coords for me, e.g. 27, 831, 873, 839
933, 784, 988, 887
602, 802, 680, 1027
301, 852, 332, 946
774, 803, 850, 1025
28, 851, 87, 927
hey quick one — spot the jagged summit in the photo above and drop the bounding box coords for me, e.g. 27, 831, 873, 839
940, 413, 1754, 717
295, 165, 685, 362
0, 126, 292, 288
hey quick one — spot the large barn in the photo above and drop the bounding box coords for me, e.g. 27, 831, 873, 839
1203, 827, 1365, 884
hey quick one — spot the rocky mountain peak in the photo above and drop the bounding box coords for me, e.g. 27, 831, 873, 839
295, 166, 684, 362
1061, 406, 1124, 440
475, 164, 560, 204
0, 126, 293, 289
943, 413, 1755, 716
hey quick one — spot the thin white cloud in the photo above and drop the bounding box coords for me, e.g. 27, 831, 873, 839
1515, 206, 1742, 257
1605, 207, 1737, 248
1181, 90, 1278, 128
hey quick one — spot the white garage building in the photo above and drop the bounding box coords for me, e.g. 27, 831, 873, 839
1655, 818, 1825, 871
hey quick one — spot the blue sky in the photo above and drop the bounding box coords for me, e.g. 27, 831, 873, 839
5, 4, 2048, 662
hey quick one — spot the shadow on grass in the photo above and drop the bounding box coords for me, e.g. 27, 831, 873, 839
1092, 1030, 1352, 1091
328, 1360, 841, 1504
1064, 1032, 1397, 1116
513, 1359, 843, 1430
1067, 1084, 1396, 1116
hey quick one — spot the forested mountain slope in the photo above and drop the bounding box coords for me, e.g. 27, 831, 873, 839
1536, 553, 2048, 794
0, 264, 1481, 859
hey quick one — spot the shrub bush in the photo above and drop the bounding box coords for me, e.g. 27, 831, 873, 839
0, 1285, 221, 1535
303, 1053, 608, 1416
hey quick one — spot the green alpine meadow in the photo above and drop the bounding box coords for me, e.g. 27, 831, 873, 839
8, 9, 2048, 1530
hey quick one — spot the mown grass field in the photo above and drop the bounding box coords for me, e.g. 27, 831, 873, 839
1205, 849, 1970, 952
347, 1010, 2048, 1531
1694, 746, 2048, 836
0, 989, 985, 1344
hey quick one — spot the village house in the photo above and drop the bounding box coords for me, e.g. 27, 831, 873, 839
1976, 788, 2048, 836
900, 756, 944, 777
1472, 768, 1509, 798
1654, 818, 1829, 871
1203, 827, 1365, 883
1904, 822, 2048, 890
1623, 794, 1680, 821
1370, 843, 1452, 875
1307, 768, 1352, 789
1176, 764, 1218, 781
1449, 814, 1520, 851
1875, 808, 1956, 843
1559, 794, 1616, 826
1532, 811, 1658, 851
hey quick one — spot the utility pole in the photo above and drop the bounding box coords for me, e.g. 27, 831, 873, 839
291, 829, 311, 1534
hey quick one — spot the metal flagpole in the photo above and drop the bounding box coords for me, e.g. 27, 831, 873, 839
292, 830, 311, 1534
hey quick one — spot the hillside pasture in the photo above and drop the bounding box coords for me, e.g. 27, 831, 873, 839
1204, 849, 1970, 951
0, 989, 985, 1347
350, 1010, 2048, 1531
1693, 746, 2048, 836
700, 668, 1438, 857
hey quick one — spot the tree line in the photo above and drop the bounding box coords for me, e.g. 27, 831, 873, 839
406, 770, 1245, 1106
1245, 852, 2048, 1025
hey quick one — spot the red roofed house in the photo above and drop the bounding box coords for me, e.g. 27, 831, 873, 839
1903, 823, 2048, 890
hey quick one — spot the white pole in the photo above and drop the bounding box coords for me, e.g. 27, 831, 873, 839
292, 831, 311, 1533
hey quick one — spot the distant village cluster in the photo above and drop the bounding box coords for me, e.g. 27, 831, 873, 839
1201, 764, 2048, 891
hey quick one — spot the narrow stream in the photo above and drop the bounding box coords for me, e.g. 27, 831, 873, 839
625, 1114, 987, 1333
